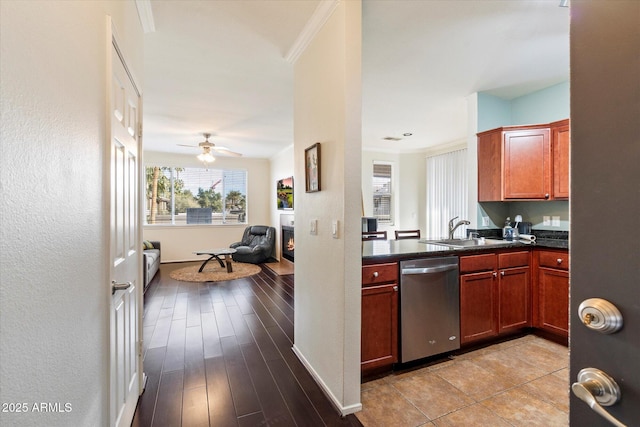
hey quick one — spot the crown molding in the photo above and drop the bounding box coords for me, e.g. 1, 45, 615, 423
135, 0, 156, 33
284, 0, 341, 64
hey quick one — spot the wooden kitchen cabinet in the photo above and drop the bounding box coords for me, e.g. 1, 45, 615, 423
361, 263, 398, 373
460, 269, 498, 344
459, 253, 498, 344
497, 251, 531, 333
503, 127, 551, 199
551, 119, 570, 199
478, 123, 566, 201
459, 251, 531, 345
534, 249, 569, 339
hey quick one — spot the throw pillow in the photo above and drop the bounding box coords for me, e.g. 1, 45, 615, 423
143, 240, 155, 250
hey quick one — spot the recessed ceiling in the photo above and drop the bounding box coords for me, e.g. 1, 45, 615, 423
142, 0, 569, 158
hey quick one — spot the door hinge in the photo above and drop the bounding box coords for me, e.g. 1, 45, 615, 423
138, 123, 143, 139
137, 340, 144, 358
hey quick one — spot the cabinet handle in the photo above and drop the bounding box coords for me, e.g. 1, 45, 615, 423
493, 272, 498, 278
393, 285, 398, 292
557, 258, 563, 265
545, 193, 550, 199
373, 271, 379, 278
500, 271, 505, 276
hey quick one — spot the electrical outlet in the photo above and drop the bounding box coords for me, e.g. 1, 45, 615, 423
552, 216, 561, 227
543, 216, 551, 226
482, 216, 490, 227
310, 219, 317, 235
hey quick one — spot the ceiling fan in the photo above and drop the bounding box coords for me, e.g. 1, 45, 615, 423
178, 133, 243, 163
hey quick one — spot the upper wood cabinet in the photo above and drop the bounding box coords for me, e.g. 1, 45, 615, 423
478, 120, 569, 201
551, 119, 570, 199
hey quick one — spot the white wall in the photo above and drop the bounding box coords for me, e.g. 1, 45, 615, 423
292, 0, 362, 415
270, 145, 295, 260
361, 150, 426, 236
0, 1, 143, 425
142, 151, 271, 262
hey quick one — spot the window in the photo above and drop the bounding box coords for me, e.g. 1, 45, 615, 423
145, 166, 247, 225
372, 162, 393, 225
426, 149, 468, 238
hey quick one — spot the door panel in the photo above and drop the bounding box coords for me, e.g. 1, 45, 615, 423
110, 41, 141, 427
570, 2, 640, 425
503, 128, 550, 199
460, 271, 497, 344
498, 267, 530, 333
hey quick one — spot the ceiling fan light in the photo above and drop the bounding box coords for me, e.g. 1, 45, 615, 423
197, 152, 215, 163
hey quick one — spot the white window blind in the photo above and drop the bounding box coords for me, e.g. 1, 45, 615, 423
373, 162, 393, 224
426, 149, 468, 239
145, 166, 247, 225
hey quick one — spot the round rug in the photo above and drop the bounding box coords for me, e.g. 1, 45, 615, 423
170, 261, 261, 282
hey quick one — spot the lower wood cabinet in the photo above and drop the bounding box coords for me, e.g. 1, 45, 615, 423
460, 251, 531, 345
535, 249, 569, 338
497, 252, 531, 334
460, 269, 498, 343
361, 263, 398, 373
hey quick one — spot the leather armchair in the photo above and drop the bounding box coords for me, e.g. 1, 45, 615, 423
229, 225, 276, 264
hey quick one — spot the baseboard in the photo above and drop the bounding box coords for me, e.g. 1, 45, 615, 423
291, 345, 362, 417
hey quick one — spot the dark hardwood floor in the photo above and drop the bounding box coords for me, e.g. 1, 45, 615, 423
131, 262, 362, 427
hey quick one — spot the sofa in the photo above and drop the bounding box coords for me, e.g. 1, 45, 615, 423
143, 240, 161, 291
229, 225, 275, 264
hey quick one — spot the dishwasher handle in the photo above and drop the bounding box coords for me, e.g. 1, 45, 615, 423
401, 264, 458, 275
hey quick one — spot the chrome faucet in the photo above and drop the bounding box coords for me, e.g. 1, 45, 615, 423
448, 216, 471, 239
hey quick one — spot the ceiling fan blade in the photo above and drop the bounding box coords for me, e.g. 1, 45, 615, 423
212, 146, 243, 157
177, 144, 198, 148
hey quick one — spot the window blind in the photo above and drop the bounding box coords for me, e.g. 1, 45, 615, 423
426, 149, 468, 239
373, 163, 393, 223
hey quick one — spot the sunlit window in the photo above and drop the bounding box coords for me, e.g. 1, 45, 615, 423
145, 166, 247, 225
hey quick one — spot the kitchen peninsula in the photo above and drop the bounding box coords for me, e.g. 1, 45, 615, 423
361, 236, 569, 376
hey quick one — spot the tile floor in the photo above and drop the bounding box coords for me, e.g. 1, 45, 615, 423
357, 335, 569, 427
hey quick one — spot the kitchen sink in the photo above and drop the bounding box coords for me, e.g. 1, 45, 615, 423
420, 238, 514, 248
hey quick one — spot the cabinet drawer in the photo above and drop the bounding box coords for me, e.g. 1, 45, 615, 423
459, 253, 496, 273
539, 250, 569, 270
362, 263, 398, 286
498, 251, 530, 269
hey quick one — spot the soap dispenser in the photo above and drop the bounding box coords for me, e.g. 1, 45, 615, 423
503, 217, 514, 241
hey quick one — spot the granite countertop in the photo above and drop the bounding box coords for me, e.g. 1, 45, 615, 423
362, 236, 568, 264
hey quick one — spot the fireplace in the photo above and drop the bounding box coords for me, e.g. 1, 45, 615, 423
281, 225, 294, 262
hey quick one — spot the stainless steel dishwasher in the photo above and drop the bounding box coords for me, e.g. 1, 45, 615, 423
400, 257, 460, 363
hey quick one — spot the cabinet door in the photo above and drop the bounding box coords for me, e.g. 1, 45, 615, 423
538, 267, 569, 338
498, 266, 530, 333
503, 128, 551, 199
477, 128, 503, 201
361, 283, 398, 372
460, 271, 497, 344
552, 120, 570, 199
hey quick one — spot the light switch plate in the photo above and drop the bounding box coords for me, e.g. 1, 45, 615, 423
310, 219, 317, 235
552, 216, 561, 227
482, 216, 490, 227
543, 216, 551, 226
332, 220, 338, 239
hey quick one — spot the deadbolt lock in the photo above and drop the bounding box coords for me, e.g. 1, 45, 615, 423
578, 298, 623, 334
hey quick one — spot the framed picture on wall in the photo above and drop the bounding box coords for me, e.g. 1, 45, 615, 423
277, 176, 294, 210
305, 142, 321, 193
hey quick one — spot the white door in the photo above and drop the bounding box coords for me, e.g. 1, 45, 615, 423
109, 39, 142, 427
